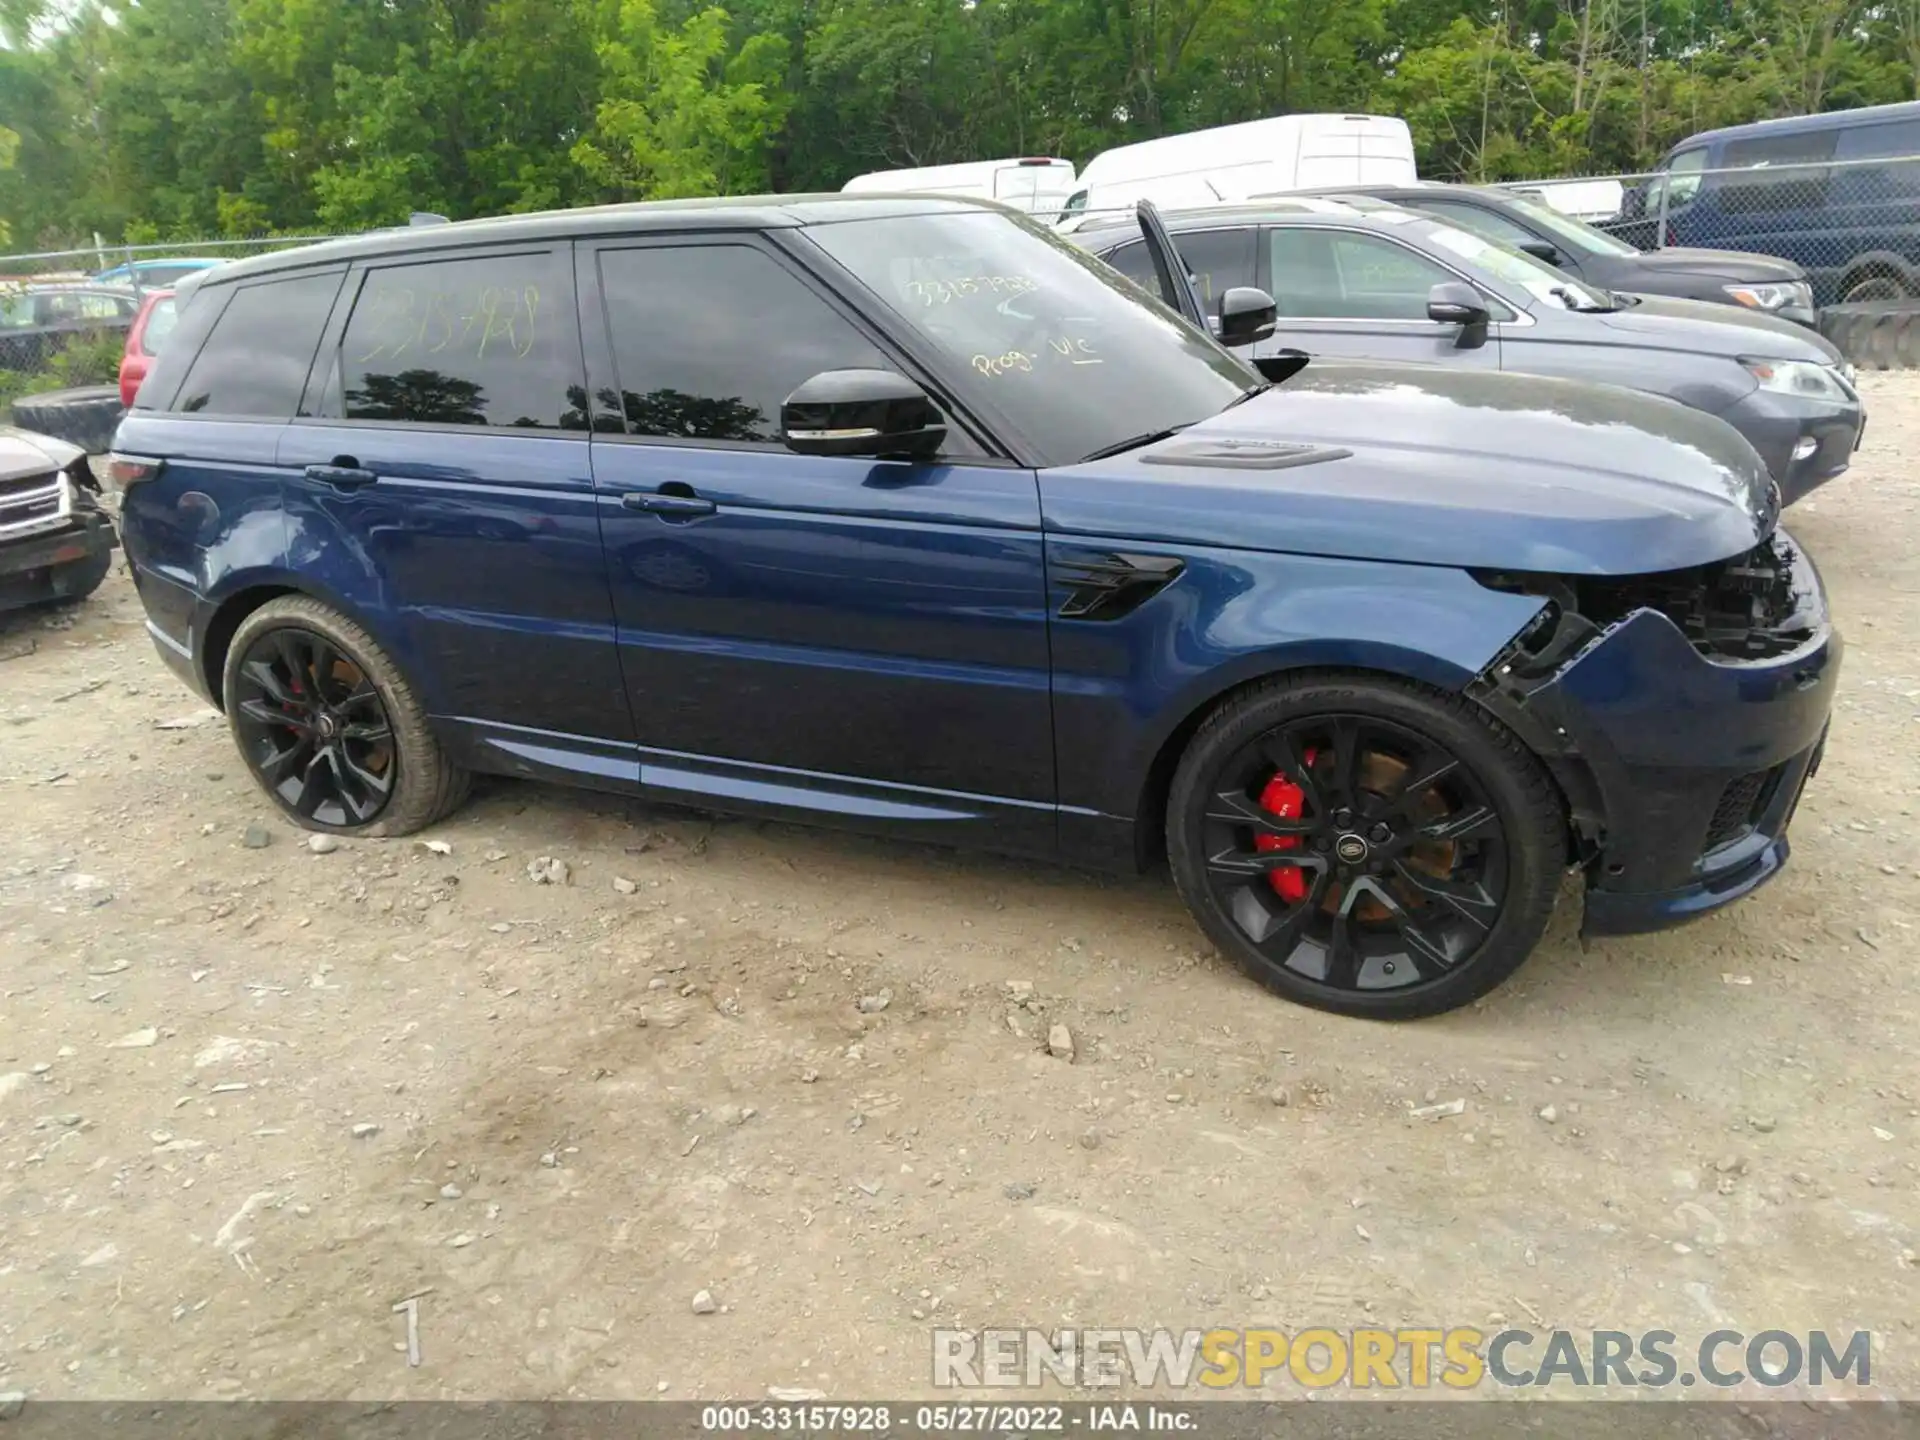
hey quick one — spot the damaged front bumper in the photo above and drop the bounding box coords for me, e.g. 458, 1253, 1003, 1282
0, 464, 117, 613
1472, 529, 1839, 938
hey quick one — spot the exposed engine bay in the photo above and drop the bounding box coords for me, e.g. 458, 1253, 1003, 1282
1475, 530, 1818, 683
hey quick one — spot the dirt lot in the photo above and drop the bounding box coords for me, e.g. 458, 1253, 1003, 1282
2, 379, 1918, 1406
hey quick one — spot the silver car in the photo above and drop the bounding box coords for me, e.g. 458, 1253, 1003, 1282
1074, 199, 1863, 504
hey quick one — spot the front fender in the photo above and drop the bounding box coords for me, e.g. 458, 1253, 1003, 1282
1047, 540, 1549, 824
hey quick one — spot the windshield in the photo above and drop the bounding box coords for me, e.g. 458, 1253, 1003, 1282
1421, 222, 1616, 310
807, 208, 1259, 466
1501, 192, 1641, 257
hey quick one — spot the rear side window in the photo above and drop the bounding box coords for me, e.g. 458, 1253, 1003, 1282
336, 250, 578, 429
1835, 118, 1920, 160
173, 271, 344, 417
1719, 129, 1837, 214
598, 243, 884, 444
1831, 119, 1920, 201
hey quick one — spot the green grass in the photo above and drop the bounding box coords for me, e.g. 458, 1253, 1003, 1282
0, 329, 125, 423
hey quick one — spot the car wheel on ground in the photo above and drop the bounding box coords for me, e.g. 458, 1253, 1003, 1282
222, 596, 469, 836
1167, 674, 1566, 1020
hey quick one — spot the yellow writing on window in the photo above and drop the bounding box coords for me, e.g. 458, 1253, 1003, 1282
355, 283, 541, 364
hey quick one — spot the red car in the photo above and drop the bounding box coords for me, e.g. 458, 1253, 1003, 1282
117, 288, 178, 409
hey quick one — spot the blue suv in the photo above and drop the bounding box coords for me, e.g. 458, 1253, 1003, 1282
111, 196, 1837, 1019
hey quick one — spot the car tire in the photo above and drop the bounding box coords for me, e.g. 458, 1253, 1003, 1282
47, 546, 112, 606
221, 596, 469, 836
8, 386, 126, 456
1167, 673, 1566, 1020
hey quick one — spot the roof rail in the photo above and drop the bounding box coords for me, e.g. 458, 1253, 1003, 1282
409, 212, 451, 227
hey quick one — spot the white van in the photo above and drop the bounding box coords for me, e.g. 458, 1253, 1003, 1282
1055, 115, 1416, 230
840, 158, 1078, 221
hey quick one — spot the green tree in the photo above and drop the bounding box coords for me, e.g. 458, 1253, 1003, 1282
574, 0, 789, 200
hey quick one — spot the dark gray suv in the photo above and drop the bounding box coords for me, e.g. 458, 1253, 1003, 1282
1075, 200, 1862, 505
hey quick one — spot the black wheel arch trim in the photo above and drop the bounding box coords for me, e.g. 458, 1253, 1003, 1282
196, 572, 406, 711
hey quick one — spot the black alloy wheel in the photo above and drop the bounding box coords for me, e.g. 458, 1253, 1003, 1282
230, 626, 397, 828
1168, 677, 1564, 1019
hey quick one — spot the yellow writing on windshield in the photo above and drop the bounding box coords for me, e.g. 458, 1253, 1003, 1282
971, 334, 1103, 377
907, 274, 1039, 307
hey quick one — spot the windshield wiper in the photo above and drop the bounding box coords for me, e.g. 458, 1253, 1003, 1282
1224, 382, 1272, 409
1078, 423, 1191, 463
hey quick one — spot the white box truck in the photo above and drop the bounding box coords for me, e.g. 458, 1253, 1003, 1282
1055, 115, 1416, 230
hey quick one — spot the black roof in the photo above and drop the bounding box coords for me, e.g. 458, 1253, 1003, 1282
1675, 99, 1920, 150
207, 193, 997, 287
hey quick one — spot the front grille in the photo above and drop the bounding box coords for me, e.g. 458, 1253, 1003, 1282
0, 473, 67, 538
0, 469, 58, 502
1704, 768, 1776, 852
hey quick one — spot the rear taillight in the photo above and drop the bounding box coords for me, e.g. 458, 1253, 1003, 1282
1017, 157, 1061, 166
106, 453, 162, 490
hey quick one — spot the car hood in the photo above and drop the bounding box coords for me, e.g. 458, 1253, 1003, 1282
0, 424, 83, 483
1626, 246, 1807, 284
1580, 293, 1842, 362
1040, 361, 1774, 576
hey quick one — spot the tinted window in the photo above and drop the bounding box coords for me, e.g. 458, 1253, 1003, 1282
1830, 120, 1920, 203
1719, 130, 1836, 213
1174, 229, 1257, 307
1834, 118, 1920, 160
599, 244, 886, 445
1267, 228, 1454, 319
1101, 230, 1256, 309
808, 210, 1256, 467
173, 271, 343, 417
1100, 239, 1159, 292
336, 251, 576, 429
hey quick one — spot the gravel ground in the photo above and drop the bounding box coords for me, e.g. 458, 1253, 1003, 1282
1, 378, 1917, 1406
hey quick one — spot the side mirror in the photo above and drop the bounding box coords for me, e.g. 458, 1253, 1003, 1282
781, 369, 946, 459
1427, 281, 1491, 350
1217, 286, 1278, 346
1517, 238, 1562, 266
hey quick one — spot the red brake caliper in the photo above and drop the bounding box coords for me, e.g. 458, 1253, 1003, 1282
1255, 749, 1316, 902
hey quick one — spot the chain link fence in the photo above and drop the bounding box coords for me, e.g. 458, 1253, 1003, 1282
1500, 154, 1920, 368
1, 234, 345, 407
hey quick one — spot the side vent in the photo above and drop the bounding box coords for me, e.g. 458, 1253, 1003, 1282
1055, 552, 1185, 621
